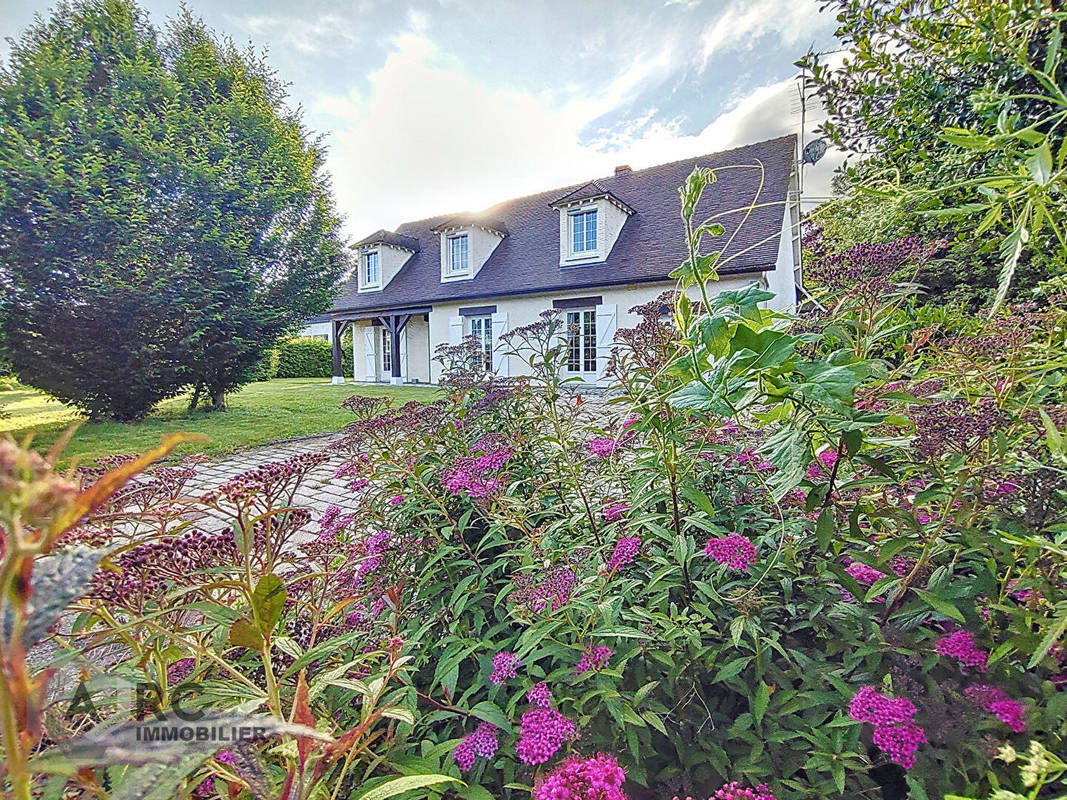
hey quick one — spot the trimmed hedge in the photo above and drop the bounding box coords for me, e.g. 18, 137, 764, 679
274, 337, 353, 379
245, 348, 280, 382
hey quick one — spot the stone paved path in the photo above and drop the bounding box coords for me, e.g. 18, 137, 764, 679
183, 432, 355, 537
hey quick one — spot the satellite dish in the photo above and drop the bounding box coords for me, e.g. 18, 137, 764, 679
801, 138, 827, 165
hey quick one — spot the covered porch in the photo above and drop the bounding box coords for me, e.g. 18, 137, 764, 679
330, 307, 432, 385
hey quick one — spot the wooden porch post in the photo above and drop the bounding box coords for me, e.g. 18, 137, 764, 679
331, 320, 348, 384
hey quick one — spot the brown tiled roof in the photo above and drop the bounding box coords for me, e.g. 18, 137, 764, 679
331, 135, 796, 315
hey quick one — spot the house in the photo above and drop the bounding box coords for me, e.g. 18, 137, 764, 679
322, 135, 800, 386
299, 313, 334, 342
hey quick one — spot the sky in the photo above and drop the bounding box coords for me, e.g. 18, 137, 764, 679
1, 0, 846, 239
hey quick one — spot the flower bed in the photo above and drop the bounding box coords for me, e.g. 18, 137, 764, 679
1, 176, 1065, 800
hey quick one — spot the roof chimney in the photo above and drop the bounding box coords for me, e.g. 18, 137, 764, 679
614, 164, 632, 176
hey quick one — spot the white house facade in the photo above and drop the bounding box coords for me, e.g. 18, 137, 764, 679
320, 136, 801, 386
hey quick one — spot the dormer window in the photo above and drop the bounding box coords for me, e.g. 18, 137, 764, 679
447, 234, 470, 276
362, 250, 381, 289
570, 208, 598, 254
550, 182, 633, 267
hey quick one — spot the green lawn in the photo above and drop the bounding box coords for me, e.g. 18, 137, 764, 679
0, 378, 437, 467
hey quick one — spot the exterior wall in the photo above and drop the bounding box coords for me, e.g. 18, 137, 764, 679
299, 321, 332, 342
428, 276, 760, 384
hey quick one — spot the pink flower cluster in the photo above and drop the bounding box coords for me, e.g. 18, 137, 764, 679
586, 437, 622, 459
964, 685, 1026, 733
935, 630, 988, 672
442, 436, 514, 499
672, 783, 777, 800
607, 536, 641, 571
710, 782, 778, 800
730, 449, 775, 472
490, 651, 521, 685
704, 534, 757, 572
528, 682, 553, 708
453, 722, 499, 771
844, 561, 885, 587
806, 448, 839, 479
602, 502, 629, 523
515, 708, 577, 765
576, 646, 612, 675
532, 754, 627, 800
848, 686, 926, 769
531, 567, 577, 613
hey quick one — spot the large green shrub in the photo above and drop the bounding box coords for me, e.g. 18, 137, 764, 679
0, 0, 347, 419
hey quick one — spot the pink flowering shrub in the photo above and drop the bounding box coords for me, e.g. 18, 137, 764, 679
14, 172, 1066, 800
533, 754, 627, 800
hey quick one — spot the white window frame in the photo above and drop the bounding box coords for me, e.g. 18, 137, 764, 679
381, 327, 392, 374
468, 316, 493, 372
568, 207, 598, 256
446, 233, 470, 277
360, 250, 381, 291
565, 309, 597, 375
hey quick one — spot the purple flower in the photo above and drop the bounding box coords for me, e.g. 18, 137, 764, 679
806, 448, 839, 479
607, 536, 641, 571
711, 783, 779, 800
576, 645, 612, 675
935, 630, 988, 672
704, 533, 757, 571
964, 685, 1026, 732
515, 708, 577, 765
848, 686, 926, 769
586, 437, 622, 459
453, 722, 499, 771
167, 658, 195, 684
844, 561, 886, 587
490, 651, 520, 685
388, 494, 404, 506
527, 682, 552, 708
601, 502, 629, 523
532, 754, 626, 800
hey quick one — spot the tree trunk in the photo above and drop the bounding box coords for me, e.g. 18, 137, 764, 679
210, 387, 226, 411
188, 382, 203, 411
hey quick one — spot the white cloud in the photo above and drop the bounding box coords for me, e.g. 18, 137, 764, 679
700, 0, 826, 67
234, 12, 362, 54
314, 23, 843, 238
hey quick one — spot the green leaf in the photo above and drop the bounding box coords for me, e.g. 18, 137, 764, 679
713, 657, 749, 682
815, 508, 834, 553
1028, 611, 1067, 669
914, 589, 965, 623
228, 618, 264, 650
752, 682, 770, 725
3, 547, 105, 648
351, 775, 464, 800
991, 216, 1030, 313
251, 573, 287, 637
469, 701, 513, 733
1025, 141, 1054, 186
